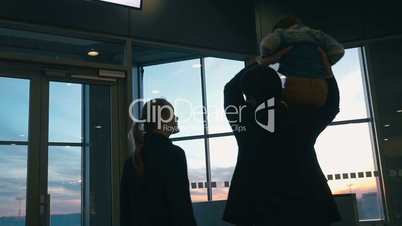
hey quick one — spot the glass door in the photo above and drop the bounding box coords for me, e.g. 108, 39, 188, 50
45, 81, 113, 226
0, 64, 116, 226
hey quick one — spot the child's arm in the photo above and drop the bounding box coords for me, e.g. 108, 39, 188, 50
260, 31, 282, 57
257, 47, 292, 65
317, 31, 345, 65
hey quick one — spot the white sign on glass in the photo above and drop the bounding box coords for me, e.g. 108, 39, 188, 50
98, 0, 142, 8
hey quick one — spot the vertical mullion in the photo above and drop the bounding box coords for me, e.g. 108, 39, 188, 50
26, 76, 42, 226
82, 85, 90, 226
200, 57, 212, 201
39, 78, 50, 226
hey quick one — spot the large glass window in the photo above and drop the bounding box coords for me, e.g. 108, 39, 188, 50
205, 58, 245, 134
209, 136, 237, 201
315, 123, 383, 219
141, 48, 383, 221
142, 58, 244, 203
0, 77, 30, 225
173, 139, 208, 202
143, 59, 204, 138
332, 48, 369, 121
313, 48, 383, 220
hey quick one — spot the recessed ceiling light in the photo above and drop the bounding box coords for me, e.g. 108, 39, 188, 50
397, 109, 402, 113
384, 124, 391, 128
384, 138, 389, 141
192, 64, 201, 68
87, 50, 99, 57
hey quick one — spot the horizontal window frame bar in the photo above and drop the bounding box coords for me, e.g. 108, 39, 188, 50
330, 118, 370, 126
0, 140, 28, 146
171, 118, 371, 142
48, 142, 83, 147
0, 119, 372, 145
0, 141, 83, 147
171, 132, 234, 142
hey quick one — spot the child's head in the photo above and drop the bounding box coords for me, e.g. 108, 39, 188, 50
272, 16, 303, 32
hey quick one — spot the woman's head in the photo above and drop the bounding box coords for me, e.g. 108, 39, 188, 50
141, 98, 179, 136
128, 98, 178, 176
272, 16, 303, 32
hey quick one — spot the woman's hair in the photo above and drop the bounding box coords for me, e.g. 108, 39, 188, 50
272, 16, 303, 32
128, 98, 174, 176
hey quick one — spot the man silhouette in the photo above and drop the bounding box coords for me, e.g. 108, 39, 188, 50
223, 63, 283, 226
223, 62, 340, 226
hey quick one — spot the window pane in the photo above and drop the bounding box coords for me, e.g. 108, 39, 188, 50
332, 48, 369, 121
49, 82, 82, 143
48, 146, 82, 226
209, 136, 237, 201
315, 123, 383, 220
0, 145, 27, 225
205, 58, 244, 134
143, 59, 204, 137
0, 77, 30, 141
173, 139, 208, 202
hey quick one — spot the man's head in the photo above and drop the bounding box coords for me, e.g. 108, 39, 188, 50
272, 16, 303, 32
241, 64, 282, 106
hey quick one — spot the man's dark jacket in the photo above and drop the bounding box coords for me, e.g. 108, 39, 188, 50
222, 64, 341, 226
